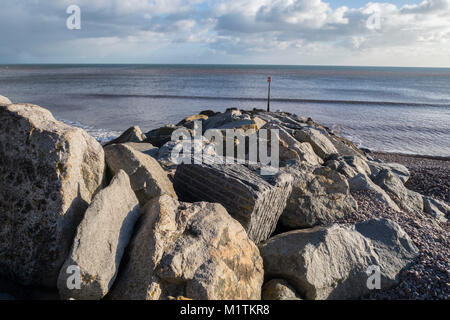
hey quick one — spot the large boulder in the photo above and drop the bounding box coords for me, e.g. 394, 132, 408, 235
368, 160, 410, 184
145, 125, 180, 148
422, 196, 449, 222
263, 123, 322, 166
104, 126, 147, 147
57, 170, 139, 300
202, 109, 242, 131
173, 163, 293, 243
259, 219, 419, 300
294, 127, 338, 159
373, 169, 423, 213
349, 173, 400, 212
110, 195, 264, 300
0, 95, 12, 106
123, 142, 159, 158
104, 143, 177, 205
0, 104, 105, 286
281, 166, 358, 229
262, 279, 302, 300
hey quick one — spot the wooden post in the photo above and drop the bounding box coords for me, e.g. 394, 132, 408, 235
267, 76, 272, 112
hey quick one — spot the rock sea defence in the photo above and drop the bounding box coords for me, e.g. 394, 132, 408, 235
0, 94, 446, 300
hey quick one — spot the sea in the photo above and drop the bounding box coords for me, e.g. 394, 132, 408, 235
0, 64, 449, 157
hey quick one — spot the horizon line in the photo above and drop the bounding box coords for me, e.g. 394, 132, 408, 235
1, 63, 450, 70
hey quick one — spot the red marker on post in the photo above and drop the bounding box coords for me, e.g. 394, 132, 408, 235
267, 76, 272, 112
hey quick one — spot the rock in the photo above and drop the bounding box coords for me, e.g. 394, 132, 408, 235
104, 126, 147, 147
422, 196, 449, 222
0, 104, 105, 286
202, 109, 242, 131
110, 195, 264, 300
294, 127, 338, 159
325, 159, 359, 178
173, 162, 293, 243
262, 279, 302, 300
104, 143, 177, 205
368, 160, 410, 184
263, 123, 322, 166
259, 218, 419, 300
373, 169, 423, 213
123, 142, 159, 158
343, 155, 371, 176
281, 166, 358, 229
145, 125, 179, 148
57, 170, 140, 300
349, 174, 400, 212
0, 95, 12, 106
199, 110, 219, 117
177, 114, 208, 126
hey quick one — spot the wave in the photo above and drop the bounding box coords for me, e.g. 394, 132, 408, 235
76, 93, 450, 108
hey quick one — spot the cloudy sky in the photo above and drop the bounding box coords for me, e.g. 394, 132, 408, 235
1, 0, 449, 67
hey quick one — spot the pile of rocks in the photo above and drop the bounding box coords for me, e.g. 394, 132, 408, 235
0, 94, 447, 300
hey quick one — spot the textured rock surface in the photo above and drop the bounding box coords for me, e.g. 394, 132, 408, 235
349, 173, 400, 212
110, 195, 264, 300
104, 126, 146, 147
281, 166, 358, 228
422, 196, 449, 222
57, 170, 139, 300
262, 279, 302, 300
0, 104, 105, 286
374, 169, 423, 213
104, 143, 177, 205
368, 160, 410, 184
294, 127, 338, 159
173, 163, 293, 243
123, 142, 159, 158
145, 125, 180, 147
259, 219, 419, 300
0, 95, 12, 106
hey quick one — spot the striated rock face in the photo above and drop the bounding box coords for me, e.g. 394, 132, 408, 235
374, 169, 423, 214
262, 279, 302, 300
259, 219, 419, 300
0, 95, 12, 106
104, 143, 177, 205
57, 170, 140, 300
281, 166, 358, 229
104, 126, 147, 147
173, 163, 293, 243
0, 104, 105, 286
110, 195, 264, 300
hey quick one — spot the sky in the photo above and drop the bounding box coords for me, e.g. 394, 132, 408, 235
0, 0, 449, 67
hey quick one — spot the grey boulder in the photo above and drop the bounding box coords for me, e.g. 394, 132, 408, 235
104, 143, 177, 205
57, 170, 139, 300
259, 219, 419, 300
0, 104, 105, 286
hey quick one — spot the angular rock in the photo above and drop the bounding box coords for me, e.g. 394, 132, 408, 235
374, 169, 423, 213
177, 114, 208, 126
368, 160, 410, 184
104, 126, 147, 147
110, 195, 264, 300
349, 173, 400, 212
281, 166, 358, 229
173, 163, 293, 243
0, 104, 105, 286
259, 219, 419, 300
262, 279, 302, 300
202, 109, 242, 131
294, 127, 338, 159
57, 170, 139, 300
104, 143, 177, 205
123, 142, 159, 158
0, 95, 12, 106
145, 125, 179, 148
264, 123, 322, 166
422, 196, 449, 222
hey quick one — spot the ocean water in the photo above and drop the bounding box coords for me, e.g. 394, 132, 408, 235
0, 64, 449, 156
